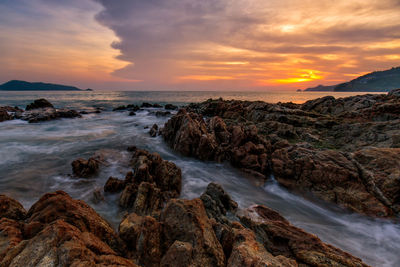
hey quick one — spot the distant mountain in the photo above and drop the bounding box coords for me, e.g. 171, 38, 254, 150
303, 84, 336, 92
304, 66, 400, 92
0, 80, 89, 91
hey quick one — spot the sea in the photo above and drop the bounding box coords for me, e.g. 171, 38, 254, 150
0, 90, 398, 266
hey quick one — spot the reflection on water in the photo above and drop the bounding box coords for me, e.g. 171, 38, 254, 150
0, 91, 397, 266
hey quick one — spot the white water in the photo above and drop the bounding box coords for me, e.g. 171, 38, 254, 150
0, 91, 398, 266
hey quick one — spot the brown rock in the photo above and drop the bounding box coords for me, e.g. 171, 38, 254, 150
271, 145, 390, 217
25, 98, 54, 110
240, 205, 369, 267
133, 182, 162, 217
119, 213, 162, 267
160, 240, 193, 267
0, 218, 24, 262
149, 124, 158, 137
25, 191, 125, 253
104, 177, 125, 193
0, 195, 26, 220
71, 157, 101, 178
161, 198, 226, 267
1, 220, 137, 267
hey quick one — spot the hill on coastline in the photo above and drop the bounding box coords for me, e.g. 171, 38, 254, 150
304, 66, 400, 92
0, 80, 92, 91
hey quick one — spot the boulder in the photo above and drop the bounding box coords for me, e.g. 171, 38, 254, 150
0, 195, 27, 220
161, 198, 226, 267
1, 220, 137, 267
71, 157, 101, 178
119, 213, 162, 267
271, 145, 391, 217
104, 177, 125, 193
200, 182, 238, 224
149, 124, 158, 137
239, 205, 368, 267
25, 98, 54, 110
25, 191, 125, 253
164, 104, 178, 110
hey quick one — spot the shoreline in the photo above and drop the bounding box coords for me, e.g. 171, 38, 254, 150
0, 90, 399, 265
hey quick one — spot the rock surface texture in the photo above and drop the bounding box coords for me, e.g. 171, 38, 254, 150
0, 98, 81, 123
163, 89, 400, 218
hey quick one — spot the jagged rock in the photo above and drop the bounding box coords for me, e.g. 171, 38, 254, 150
25, 98, 53, 110
160, 241, 193, 267
118, 148, 182, 216
0, 195, 27, 220
239, 205, 368, 267
0, 218, 24, 262
149, 124, 158, 137
164, 104, 178, 110
71, 157, 101, 178
200, 182, 238, 224
161, 198, 226, 267
271, 145, 391, 216
104, 177, 125, 193
119, 213, 162, 267
1, 220, 137, 267
0, 108, 13, 122
227, 222, 297, 267
92, 188, 105, 204
25, 191, 125, 253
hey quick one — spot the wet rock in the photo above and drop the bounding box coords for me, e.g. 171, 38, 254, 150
129, 111, 136, 116
0, 195, 27, 220
92, 188, 105, 204
271, 145, 391, 216
155, 111, 171, 117
239, 205, 368, 267
160, 241, 193, 267
104, 176, 125, 193
200, 182, 238, 224
25, 98, 54, 110
119, 213, 162, 267
161, 198, 226, 267
0, 108, 13, 122
388, 88, 400, 97
71, 156, 101, 178
0, 218, 24, 262
1, 220, 137, 267
19, 106, 81, 123
149, 124, 158, 137
227, 222, 297, 267
141, 102, 162, 108
113, 104, 140, 112
133, 182, 162, 217
164, 104, 178, 110
25, 191, 125, 253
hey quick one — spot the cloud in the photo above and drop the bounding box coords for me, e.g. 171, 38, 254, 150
92, 0, 400, 90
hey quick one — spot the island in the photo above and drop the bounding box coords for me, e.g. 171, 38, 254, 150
0, 80, 91, 91
304, 66, 400, 92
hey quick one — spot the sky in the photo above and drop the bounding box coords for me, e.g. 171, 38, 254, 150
0, 0, 399, 91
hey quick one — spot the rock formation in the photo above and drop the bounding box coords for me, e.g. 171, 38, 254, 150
162, 89, 400, 218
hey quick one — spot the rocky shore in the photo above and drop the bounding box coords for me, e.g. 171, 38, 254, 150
0, 147, 369, 266
162, 89, 400, 218
0, 98, 81, 123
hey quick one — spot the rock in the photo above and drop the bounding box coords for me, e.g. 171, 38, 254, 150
141, 102, 161, 108
92, 188, 105, 204
388, 88, 400, 97
149, 124, 158, 137
161, 198, 226, 267
71, 157, 101, 178
104, 177, 125, 193
25, 98, 54, 110
271, 145, 391, 217
239, 205, 368, 267
1, 220, 137, 267
160, 241, 193, 267
227, 222, 297, 267
164, 104, 178, 110
19, 107, 81, 123
25, 191, 125, 253
200, 182, 238, 224
0, 108, 13, 122
119, 213, 162, 267
0, 218, 24, 262
155, 111, 171, 117
132, 182, 162, 217
0, 195, 27, 220
129, 111, 136, 116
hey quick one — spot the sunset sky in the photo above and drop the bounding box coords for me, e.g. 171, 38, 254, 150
0, 0, 399, 91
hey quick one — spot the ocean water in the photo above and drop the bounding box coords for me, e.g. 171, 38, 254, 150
0, 90, 397, 266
